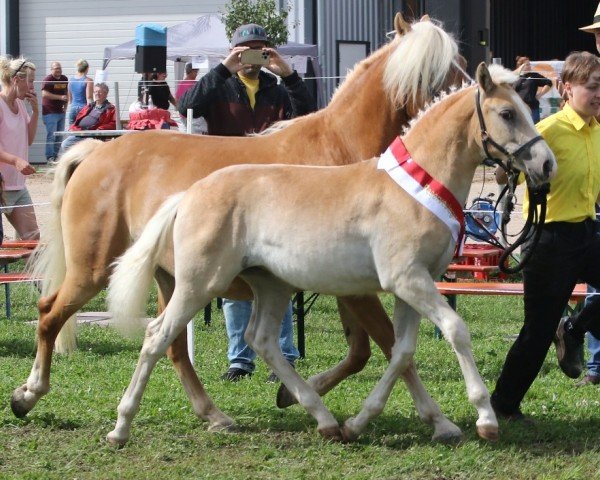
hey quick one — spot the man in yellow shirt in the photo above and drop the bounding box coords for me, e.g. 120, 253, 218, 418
491, 51, 600, 420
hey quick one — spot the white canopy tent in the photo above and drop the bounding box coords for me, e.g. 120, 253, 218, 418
103, 14, 324, 106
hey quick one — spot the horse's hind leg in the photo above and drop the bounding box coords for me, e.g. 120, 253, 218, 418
276, 295, 374, 408
155, 269, 234, 432
107, 289, 212, 447
11, 276, 103, 417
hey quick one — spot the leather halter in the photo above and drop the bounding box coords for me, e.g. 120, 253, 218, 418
475, 88, 545, 172
474, 87, 549, 274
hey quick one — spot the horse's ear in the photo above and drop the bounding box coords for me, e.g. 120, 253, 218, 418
476, 62, 496, 94
394, 12, 412, 36
420, 14, 431, 22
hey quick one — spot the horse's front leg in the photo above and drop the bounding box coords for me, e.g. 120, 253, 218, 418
277, 294, 461, 443
341, 295, 461, 441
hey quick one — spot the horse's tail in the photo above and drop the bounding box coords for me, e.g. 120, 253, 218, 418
107, 192, 184, 335
28, 139, 104, 354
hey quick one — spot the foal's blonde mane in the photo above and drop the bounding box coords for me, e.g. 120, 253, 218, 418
402, 64, 520, 135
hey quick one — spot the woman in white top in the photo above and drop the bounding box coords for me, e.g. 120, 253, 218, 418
0, 56, 39, 240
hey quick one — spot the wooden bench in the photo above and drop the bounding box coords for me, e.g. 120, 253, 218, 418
435, 281, 588, 302
1, 239, 39, 250
0, 241, 39, 318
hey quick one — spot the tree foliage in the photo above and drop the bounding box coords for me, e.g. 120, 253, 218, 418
221, 0, 294, 46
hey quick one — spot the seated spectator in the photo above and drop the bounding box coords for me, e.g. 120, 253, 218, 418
59, 82, 115, 154
146, 72, 177, 110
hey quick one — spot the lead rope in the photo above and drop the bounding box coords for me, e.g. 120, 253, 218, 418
497, 179, 549, 274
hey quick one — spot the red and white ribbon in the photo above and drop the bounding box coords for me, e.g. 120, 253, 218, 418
378, 136, 465, 248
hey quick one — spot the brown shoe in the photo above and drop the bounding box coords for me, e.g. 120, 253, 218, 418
575, 374, 600, 387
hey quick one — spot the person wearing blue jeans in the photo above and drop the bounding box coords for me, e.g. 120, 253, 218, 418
578, 288, 600, 386
178, 23, 315, 383
41, 61, 68, 161
221, 299, 299, 382
42, 113, 65, 159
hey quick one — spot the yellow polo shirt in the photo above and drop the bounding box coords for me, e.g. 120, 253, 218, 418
238, 73, 259, 109
524, 103, 600, 223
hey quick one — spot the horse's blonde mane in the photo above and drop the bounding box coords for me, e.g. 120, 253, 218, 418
329, 42, 396, 104
383, 19, 459, 108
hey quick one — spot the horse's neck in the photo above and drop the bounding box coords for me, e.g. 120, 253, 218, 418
277, 56, 404, 166
404, 89, 481, 206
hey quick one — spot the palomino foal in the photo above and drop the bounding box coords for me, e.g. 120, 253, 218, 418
106, 63, 556, 445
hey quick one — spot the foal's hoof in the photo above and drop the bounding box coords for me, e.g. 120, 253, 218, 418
318, 425, 344, 442
432, 430, 464, 445
477, 424, 499, 442
276, 384, 298, 409
10, 387, 32, 418
340, 424, 360, 443
106, 430, 128, 448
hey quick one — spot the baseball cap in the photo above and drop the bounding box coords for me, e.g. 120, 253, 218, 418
231, 23, 270, 47
185, 62, 200, 74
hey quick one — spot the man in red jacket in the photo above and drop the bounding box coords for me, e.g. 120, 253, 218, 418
59, 82, 116, 154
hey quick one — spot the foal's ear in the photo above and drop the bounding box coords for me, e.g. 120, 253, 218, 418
394, 12, 412, 36
476, 62, 496, 94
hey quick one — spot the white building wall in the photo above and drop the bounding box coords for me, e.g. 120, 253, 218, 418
19, 0, 230, 162
0, 0, 7, 55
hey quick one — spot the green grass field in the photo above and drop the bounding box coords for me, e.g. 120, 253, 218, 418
1, 284, 599, 479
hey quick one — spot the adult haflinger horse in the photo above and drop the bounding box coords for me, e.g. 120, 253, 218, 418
13, 14, 467, 436
106, 63, 556, 445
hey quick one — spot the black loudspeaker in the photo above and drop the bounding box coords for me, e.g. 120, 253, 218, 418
135, 45, 166, 73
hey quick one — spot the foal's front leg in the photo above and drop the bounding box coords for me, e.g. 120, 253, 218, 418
277, 294, 461, 443
342, 297, 425, 440
392, 275, 497, 441
242, 273, 342, 440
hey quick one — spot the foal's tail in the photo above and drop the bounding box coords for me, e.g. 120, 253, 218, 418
107, 193, 184, 335
28, 140, 103, 354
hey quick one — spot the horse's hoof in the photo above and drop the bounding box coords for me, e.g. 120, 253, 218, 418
340, 423, 359, 443
432, 429, 463, 445
106, 431, 128, 448
318, 425, 344, 442
10, 387, 32, 418
207, 422, 237, 434
477, 424, 499, 442
276, 384, 298, 409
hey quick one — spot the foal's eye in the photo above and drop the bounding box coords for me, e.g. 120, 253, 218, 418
499, 110, 514, 121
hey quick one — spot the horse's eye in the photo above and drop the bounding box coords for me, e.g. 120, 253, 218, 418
499, 110, 514, 121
